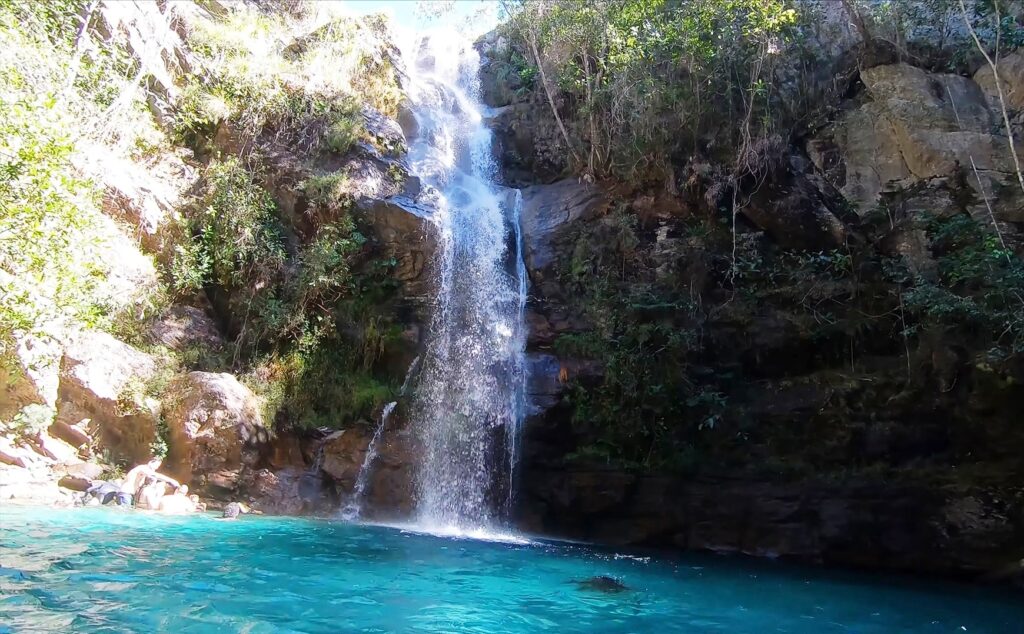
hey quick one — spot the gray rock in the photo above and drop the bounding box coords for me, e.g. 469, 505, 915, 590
147, 305, 225, 353
519, 179, 609, 275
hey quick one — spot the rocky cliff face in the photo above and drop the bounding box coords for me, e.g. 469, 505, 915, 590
478, 11, 1024, 580
0, 2, 432, 516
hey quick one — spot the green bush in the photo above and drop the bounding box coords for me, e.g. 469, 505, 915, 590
899, 214, 1024, 353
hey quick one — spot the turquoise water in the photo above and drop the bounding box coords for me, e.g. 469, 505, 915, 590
0, 506, 1021, 633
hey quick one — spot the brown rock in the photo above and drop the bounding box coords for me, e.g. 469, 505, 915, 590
357, 196, 439, 309
0, 436, 35, 468
50, 419, 92, 449
56, 330, 160, 466
146, 305, 225, 353
973, 50, 1024, 112
742, 173, 849, 250
163, 372, 269, 489
58, 475, 93, 492
62, 462, 105, 481
320, 429, 370, 489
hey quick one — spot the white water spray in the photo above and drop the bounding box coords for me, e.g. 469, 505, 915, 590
401, 32, 529, 533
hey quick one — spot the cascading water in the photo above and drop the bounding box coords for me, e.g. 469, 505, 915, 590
401, 33, 529, 533
341, 400, 397, 521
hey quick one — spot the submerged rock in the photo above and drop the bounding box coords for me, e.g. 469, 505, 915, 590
574, 575, 629, 594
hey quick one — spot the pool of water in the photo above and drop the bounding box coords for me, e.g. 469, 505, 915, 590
1, 506, 1021, 633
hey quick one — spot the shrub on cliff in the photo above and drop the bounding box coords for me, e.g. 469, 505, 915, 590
502, 0, 798, 182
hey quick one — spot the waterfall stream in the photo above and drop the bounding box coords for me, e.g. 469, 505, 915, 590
401, 33, 529, 533
341, 400, 397, 521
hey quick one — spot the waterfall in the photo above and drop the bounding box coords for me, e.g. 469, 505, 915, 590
341, 401, 397, 521
401, 32, 529, 533
340, 355, 420, 521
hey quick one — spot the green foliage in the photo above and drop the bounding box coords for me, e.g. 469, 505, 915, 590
552, 210, 726, 469
0, 91, 106, 334
324, 114, 364, 154
506, 0, 798, 181
897, 215, 1024, 352
1, 0, 172, 344
151, 417, 170, 460
173, 158, 285, 297
177, 7, 397, 153
301, 171, 352, 207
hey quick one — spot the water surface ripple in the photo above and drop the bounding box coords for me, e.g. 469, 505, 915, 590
1, 507, 1022, 633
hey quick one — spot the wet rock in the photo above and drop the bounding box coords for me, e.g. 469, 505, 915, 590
320, 429, 370, 490
519, 179, 609, 277
238, 467, 329, 516
574, 575, 628, 594
163, 372, 269, 490
356, 196, 439, 311
520, 470, 1024, 576
361, 105, 406, 157
56, 330, 160, 466
364, 428, 418, 518
319, 424, 417, 518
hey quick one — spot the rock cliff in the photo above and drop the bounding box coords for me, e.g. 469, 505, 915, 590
477, 6, 1024, 580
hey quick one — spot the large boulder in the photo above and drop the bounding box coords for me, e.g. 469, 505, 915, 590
56, 330, 160, 466
973, 50, 1024, 112
320, 428, 370, 489
163, 372, 269, 490
363, 427, 417, 518
742, 170, 851, 250
519, 179, 609, 277
319, 424, 417, 518
812, 63, 1020, 218
356, 196, 439, 311
237, 467, 335, 516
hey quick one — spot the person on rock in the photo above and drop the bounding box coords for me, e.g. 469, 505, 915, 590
135, 477, 169, 510
157, 484, 197, 514
120, 458, 180, 507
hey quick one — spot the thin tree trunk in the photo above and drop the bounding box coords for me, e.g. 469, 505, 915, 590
959, 0, 1024, 195
527, 27, 581, 168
